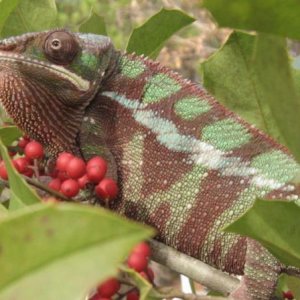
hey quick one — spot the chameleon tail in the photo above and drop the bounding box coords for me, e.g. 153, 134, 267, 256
230, 239, 282, 300
283, 265, 300, 277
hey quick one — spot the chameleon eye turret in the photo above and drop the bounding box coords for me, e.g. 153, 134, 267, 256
0, 30, 115, 155
43, 31, 79, 65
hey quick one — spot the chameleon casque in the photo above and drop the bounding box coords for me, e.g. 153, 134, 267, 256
0, 29, 300, 299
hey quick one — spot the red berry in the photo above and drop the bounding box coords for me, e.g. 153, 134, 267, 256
48, 178, 62, 191
97, 278, 120, 297
127, 252, 148, 272
78, 174, 90, 189
56, 152, 73, 171
0, 161, 8, 180
126, 290, 139, 300
283, 290, 294, 300
60, 179, 80, 197
23, 168, 34, 177
13, 157, 29, 174
24, 141, 44, 159
49, 169, 59, 178
57, 171, 69, 181
66, 157, 86, 179
87, 156, 108, 171
87, 165, 106, 183
95, 178, 118, 200
18, 138, 29, 149
132, 242, 151, 257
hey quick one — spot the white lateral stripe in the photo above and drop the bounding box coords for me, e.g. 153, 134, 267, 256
102, 91, 296, 191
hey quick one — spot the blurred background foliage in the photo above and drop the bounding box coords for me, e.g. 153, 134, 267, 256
56, 0, 229, 81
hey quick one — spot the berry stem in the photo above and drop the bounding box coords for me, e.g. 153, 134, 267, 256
104, 197, 110, 209
0, 177, 72, 202
25, 176, 73, 201
33, 159, 40, 179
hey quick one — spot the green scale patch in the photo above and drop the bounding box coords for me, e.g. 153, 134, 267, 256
121, 133, 145, 207
251, 150, 300, 183
80, 53, 98, 70
120, 56, 146, 78
143, 73, 181, 104
174, 97, 211, 120
201, 118, 251, 151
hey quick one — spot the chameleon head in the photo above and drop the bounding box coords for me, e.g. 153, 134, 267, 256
0, 29, 114, 154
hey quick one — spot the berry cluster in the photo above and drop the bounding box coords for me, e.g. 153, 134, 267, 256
0, 135, 118, 203
49, 152, 118, 201
89, 242, 154, 300
0, 136, 44, 180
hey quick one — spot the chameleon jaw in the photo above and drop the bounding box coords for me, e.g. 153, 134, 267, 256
0, 52, 90, 92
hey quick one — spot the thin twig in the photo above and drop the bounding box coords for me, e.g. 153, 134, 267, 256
24, 176, 72, 201
33, 159, 40, 179
149, 240, 239, 295
0, 177, 71, 202
117, 276, 229, 300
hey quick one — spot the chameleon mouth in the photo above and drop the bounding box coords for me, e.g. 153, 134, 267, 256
0, 51, 90, 91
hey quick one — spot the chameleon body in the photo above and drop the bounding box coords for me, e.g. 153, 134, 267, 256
0, 30, 300, 299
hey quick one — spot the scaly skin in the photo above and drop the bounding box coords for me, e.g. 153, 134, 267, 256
0, 29, 299, 299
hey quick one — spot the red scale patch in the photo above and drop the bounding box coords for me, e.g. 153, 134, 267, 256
147, 203, 171, 241
223, 237, 247, 275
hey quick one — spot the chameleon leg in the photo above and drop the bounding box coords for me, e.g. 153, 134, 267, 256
230, 239, 282, 300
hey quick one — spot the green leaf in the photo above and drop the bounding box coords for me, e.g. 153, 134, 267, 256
0, 204, 8, 216
79, 12, 107, 36
252, 34, 300, 161
0, 202, 153, 300
292, 67, 300, 101
202, 32, 269, 134
0, 0, 21, 35
224, 199, 300, 268
293, 56, 300, 70
121, 267, 162, 300
202, 31, 300, 161
283, 275, 300, 300
126, 9, 195, 58
203, 0, 300, 40
0, 126, 22, 146
1, 0, 57, 37
0, 138, 40, 209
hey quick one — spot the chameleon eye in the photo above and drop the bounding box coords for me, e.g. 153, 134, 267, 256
51, 39, 61, 50
44, 31, 79, 65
